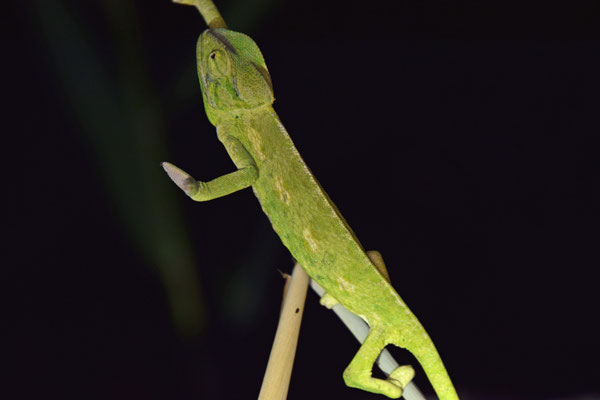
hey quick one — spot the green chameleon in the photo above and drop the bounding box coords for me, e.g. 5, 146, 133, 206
162, 1, 459, 399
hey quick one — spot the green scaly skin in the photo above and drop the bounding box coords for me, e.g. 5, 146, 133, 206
162, 26, 459, 400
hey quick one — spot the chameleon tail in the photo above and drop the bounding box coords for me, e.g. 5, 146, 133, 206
403, 335, 460, 400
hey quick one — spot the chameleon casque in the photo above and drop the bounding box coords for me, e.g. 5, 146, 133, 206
162, 2, 459, 399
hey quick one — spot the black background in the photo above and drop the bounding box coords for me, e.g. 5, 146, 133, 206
6, 1, 600, 399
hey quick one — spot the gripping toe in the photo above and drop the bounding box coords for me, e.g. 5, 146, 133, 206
389, 364, 415, 388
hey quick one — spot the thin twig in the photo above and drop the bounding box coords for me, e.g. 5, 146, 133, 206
258, 263, 310, 400
172, 0, 227, 29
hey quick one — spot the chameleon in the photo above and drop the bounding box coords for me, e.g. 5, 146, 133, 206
162, 1, 460, 399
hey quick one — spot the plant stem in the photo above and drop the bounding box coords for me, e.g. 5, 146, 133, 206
172, 0, 227, 29
258, 263, 309, 400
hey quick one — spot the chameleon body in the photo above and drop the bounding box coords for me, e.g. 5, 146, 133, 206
163, 24, 459, 400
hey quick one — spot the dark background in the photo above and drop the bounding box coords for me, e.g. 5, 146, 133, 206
6, 1, 600, 399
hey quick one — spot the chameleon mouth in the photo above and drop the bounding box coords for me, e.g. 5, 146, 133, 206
205, 78, 241, 109
205, 79, 220, 108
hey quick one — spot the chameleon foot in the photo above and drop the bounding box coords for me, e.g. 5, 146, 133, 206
389, 364, 415, 388
319, 293, 339, 309
161, 162, 199, 197
343, 368, 404, 399
343, 364, 412, 399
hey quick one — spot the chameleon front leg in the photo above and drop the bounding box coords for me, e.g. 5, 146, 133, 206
162, 135, 258, 201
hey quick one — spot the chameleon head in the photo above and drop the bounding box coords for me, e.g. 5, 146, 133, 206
196, 28, 274, 120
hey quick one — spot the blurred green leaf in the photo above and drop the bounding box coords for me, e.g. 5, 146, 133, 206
33, 0, 205, 336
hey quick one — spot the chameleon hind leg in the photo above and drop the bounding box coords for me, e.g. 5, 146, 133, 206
343, 327, 415, 399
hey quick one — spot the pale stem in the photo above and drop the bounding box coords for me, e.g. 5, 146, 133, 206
172, 0, 227, 29
258, 263, 310, 400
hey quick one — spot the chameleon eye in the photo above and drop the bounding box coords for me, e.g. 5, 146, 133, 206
207, 49, 230, 77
